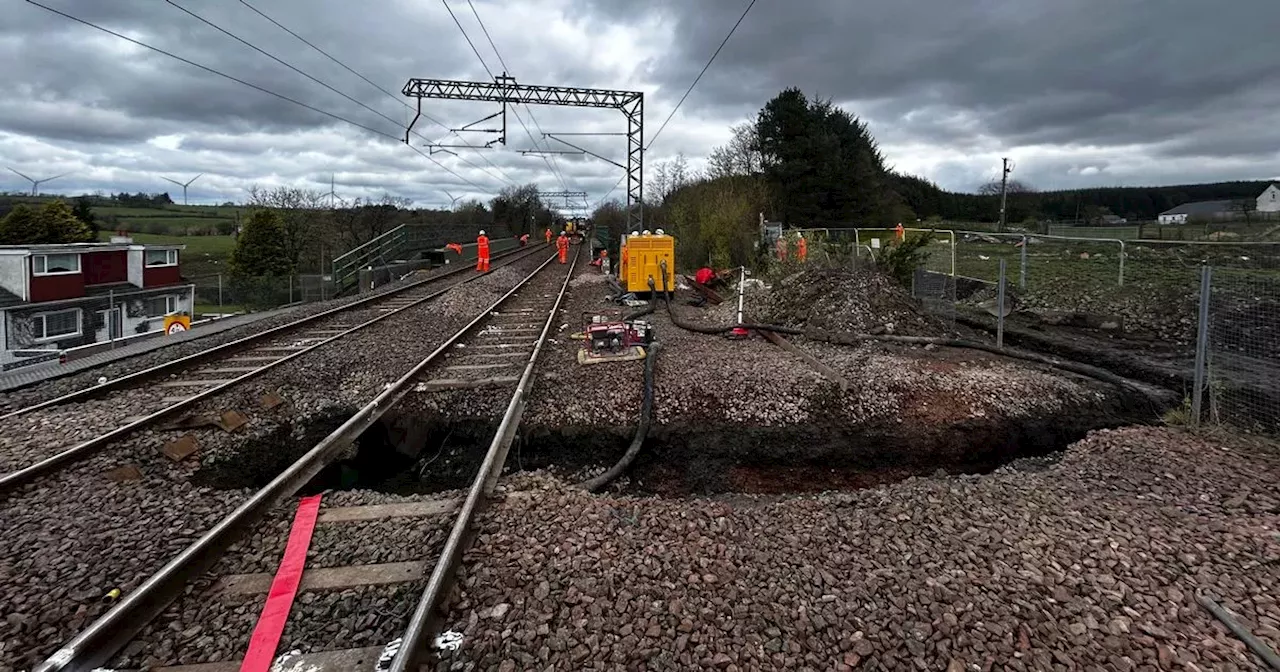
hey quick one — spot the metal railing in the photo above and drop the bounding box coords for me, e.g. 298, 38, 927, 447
331, 224, 409, 295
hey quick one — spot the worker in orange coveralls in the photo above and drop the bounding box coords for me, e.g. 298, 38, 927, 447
895, 222, 905, 240
476, 230, 490, 272
519, 233, 529, 247
445, 243, 463, 255
775, 235, 788, 261
556, 231, 569, 264
796, 233, 808, 262
545, 228, 552, 244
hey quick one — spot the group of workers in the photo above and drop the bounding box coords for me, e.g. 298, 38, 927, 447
775, 223, 906, 262
472, 227, 572, 272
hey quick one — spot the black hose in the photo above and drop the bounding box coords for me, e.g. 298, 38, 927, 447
652, 261, 1161, 402
579, 341, 661, 492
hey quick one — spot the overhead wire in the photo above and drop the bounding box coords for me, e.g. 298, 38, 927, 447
453, 0, 570, 193
646, 0, 757, 151
235, 0, 517, 187
24, 0, 493, 194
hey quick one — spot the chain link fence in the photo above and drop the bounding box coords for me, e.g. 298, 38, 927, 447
1197, 260, 1280, 435
188, 273, 318, 317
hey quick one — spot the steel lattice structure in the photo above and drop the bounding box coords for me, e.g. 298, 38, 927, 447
538, 190, 589, 219
402, 75, 644, 232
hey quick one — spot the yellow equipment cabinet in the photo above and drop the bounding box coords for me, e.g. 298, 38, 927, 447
622, 232, 675, 294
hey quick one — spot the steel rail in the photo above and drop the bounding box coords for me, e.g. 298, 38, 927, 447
390, 243, 581, 670
0, 241, 534, 420
34, 251, 563, 672
0, 245, 546, 495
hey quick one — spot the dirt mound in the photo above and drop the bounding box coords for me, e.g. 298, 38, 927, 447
758, 268, 946, 336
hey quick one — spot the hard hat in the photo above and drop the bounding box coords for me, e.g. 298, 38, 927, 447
798, 232, 804, 238
479, 230, 486, 235
655, 228, 665, 235
642, 229, 651, 235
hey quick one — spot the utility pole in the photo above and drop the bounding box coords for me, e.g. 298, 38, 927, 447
998, 157, 1012, 233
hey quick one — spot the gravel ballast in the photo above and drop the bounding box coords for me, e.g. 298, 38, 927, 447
0, 244, 540, 413
439, 426, 1280, 670
0, 252, 555, 671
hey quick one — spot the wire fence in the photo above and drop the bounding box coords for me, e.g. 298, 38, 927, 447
779, 225, 1280, 436
188, 273, 329, 317
1198, 263, 1280, 435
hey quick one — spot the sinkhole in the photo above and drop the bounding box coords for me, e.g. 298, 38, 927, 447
218, 399, 1148, 497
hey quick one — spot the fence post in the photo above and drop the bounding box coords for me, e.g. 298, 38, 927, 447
108, 289, 115, 349
1019, 235, 1028, 289
289, 275, 294, 304
997, 259, 1007, 349
1191, 265, 1212, 426
217, 274, 223, 312
1117, 241, 1126, 287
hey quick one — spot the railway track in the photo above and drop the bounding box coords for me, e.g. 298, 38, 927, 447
0, 243, 549, 493
33, 243, 581, 671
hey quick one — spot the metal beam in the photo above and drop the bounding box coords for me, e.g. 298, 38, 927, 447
403, 74, 644, 237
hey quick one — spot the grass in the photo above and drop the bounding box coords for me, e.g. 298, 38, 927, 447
97, 231, 236, 277
194, 303, 247, 317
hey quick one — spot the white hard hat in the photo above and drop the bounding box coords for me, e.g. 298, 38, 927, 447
642, 229, 651, 235
479, 229, 486, 235
655, 228, 665, 235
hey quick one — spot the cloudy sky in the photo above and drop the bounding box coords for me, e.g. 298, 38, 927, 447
2, 0, 1278, 209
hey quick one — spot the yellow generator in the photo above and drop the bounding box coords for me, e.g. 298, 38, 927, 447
621, 231, 676, 294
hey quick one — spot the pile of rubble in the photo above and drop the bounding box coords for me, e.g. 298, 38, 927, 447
759, 268, 945, 337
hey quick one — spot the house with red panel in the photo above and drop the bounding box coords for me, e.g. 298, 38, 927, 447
0, 235, 194, 363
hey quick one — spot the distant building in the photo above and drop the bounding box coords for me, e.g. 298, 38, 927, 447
1259, 183, 1280, 213
0, 236, 193, 363
1157, 200, 1235, 225
1158, 184, 1280, 224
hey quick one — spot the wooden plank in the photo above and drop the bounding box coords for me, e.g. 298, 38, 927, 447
317, 500, 458, 523
250, 345, 309, 352
193, 367, 260, 375
465, 342, 535, 349
760, 330, 850, 392
443, 363, 515, 371
416, 376, 519, 391
217, 561, 425, 596
157, 379, 236, 388
223, 356, 281, 362
154, 647, 387, 672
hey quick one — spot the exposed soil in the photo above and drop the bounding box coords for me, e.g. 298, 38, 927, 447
760, 267, 948, 336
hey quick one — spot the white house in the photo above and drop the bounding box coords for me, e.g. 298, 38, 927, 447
1258, 183, 1280, 213
1158, 184, 1280, 224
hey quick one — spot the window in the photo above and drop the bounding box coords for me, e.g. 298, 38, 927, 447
145, 249, 179, 267
32, 253, 80, 275
143, 295, 178, 317
33, 309, 81, 340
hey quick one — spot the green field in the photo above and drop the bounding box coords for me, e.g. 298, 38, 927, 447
97, 231, 236, 278
92, 204, 242, 236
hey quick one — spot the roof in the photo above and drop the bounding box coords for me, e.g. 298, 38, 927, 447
1159, 200, 1234, 216
0, 242, 185, 255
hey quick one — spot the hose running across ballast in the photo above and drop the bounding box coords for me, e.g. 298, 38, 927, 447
578, 341, 661, 492
653, 261, 1161, 403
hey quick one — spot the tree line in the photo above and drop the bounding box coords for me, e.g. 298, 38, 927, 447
591, 86, 1276, 269
0, 198, 97, 244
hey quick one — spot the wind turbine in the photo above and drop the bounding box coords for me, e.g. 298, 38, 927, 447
444, 190, 463, 210
162, 173, 202, 206
324, 173, 345, 208
8, 168, 70, 196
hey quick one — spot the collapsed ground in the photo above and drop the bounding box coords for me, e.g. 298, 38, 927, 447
400, 261, 1165, 495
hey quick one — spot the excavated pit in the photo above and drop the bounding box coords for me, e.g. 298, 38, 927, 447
257, 395, 1144, 496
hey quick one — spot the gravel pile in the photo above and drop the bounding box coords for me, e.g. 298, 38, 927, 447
437, 426, 1280, 670
759, 267, 946, 336
113, 490, 461, 668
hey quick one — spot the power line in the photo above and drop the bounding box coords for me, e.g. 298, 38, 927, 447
647, 0, 757, 151
442, 0, 494, 79
164, 0, 513, 189
236, 0, 517, 186
461, 0, 570, 191
24, 0, 495, 194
